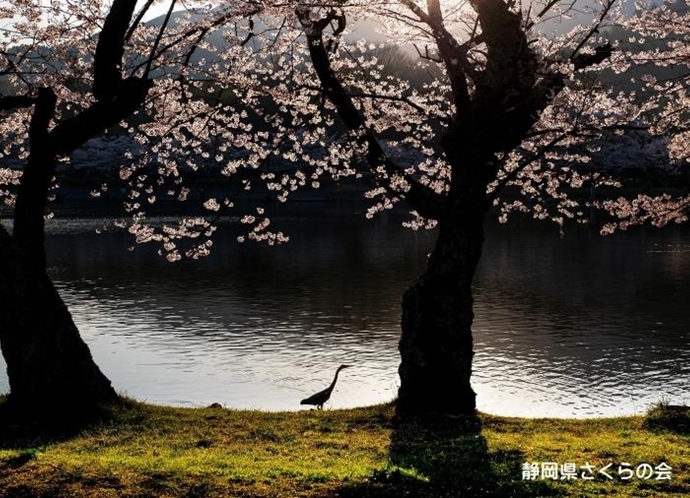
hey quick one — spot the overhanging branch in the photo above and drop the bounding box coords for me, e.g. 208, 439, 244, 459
297, 7, 446, 220
569, 0, 617, 65
0, 95, 35, 111
297, 83, 452, 125
400, 0, 472, 114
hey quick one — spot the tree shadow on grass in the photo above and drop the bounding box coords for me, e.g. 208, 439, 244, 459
0, 397, 152, 498
339, 413, 562, 498
0, 395, 131, 454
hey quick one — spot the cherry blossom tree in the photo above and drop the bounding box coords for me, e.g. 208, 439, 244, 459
285, 0, 689, 414
0, 0, 266, 418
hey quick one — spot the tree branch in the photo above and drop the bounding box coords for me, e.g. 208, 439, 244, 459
144, 0, 177, 79
138, 3, 263, 73
488, 132, 568, 201
124, 0, 157, 44
12, 88, 57, 268
93, 0, 139, 102
569, 0, 616, 67
297, 83, 452, 125
0, 95, 35, 111
400, 0, 472, 114
297, 7, 446, 220
536, 0, 565, 19
50, 77, 152, 157
571, 41, 613, 70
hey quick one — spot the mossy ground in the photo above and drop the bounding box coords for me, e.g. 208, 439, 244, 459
0, 400, 688, 497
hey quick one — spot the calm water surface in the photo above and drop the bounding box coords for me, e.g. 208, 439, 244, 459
1, 206, 688, 417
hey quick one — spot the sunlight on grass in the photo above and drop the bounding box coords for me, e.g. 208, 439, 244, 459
1, 400, 688, 497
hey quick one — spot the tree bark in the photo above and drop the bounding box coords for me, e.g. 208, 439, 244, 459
1, 89, 118, 418
13, 88, 57, 269
0, 226, 118, 416
397, 200, 487, 415
394, 0, 545, 416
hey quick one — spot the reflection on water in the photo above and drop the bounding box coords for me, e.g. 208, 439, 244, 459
1, 207, 688, 417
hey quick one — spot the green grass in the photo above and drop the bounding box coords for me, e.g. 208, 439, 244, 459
0, 400, 688, 497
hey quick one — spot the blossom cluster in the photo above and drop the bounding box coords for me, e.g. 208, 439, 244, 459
0, 0, 688, 259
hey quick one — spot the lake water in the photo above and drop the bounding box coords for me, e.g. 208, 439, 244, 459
1, 205, 688, 417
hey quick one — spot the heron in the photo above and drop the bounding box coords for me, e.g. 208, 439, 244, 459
300, 364, 351, 410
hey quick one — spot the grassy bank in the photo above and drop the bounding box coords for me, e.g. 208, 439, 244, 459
0, 400, 688, 497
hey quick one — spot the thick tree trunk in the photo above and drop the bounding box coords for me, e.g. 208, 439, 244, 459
397, 203, 486, 416
0, 88, 118, 419
0, 227, 118, 415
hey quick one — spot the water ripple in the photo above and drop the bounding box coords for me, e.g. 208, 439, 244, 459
0, 216, 688, 416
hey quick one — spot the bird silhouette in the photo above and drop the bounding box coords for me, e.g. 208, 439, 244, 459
300, 364, 351, 410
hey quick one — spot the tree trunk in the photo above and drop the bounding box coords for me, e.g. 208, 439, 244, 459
0, 88, 118, 419
397, 202, 486, 416
0, 2, 152, 420
0, 226, 118, 417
